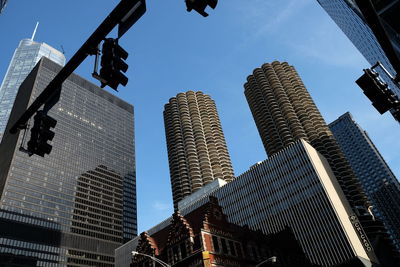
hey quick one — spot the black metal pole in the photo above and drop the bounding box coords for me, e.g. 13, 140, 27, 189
9, 0, 146, 134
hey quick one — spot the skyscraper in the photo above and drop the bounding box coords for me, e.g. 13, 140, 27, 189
244, 61, 396, 261
0, 38, 65, 142
0, 0, 7, 13
163, 91, 234, 210
329, 112, 400, 252
169, 139, 379, 266
317, 0, 400, 98
0, 57, 136, 266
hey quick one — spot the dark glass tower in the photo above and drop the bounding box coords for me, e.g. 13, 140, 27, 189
163, 91, 234, 210
329, 112, 400, 252
244, 61, 398, 262
317, 0, 400, 98
0, 0, 7, 13
0, 57, 136, 266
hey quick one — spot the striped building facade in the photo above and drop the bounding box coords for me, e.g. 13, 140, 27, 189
127, 140, 377, 267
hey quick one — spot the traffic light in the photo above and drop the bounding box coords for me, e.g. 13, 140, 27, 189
27, 111, 57, 157
99, 38, 129, 91
356, 69, 399, 114
185, 0, 217, 17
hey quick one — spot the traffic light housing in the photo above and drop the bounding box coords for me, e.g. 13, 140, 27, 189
27, 111, 57, 157
99, 38, 129, 91
185, 0, 217, 17
356, 69, 399, 114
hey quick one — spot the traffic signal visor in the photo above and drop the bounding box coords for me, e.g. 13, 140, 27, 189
99, 38, 129, 91
356, 69, 393, 114
185, 0, 218, 17
27, 111, 57, 157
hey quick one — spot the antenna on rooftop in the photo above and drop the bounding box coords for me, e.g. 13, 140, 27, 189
31, 22, 39, 41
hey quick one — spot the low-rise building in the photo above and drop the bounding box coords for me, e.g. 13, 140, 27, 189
132, 197, 316, 267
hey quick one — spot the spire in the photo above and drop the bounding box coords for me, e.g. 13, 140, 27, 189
31, 22, 39, 41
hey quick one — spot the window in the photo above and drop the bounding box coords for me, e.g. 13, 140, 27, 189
212, 236, 220, 252
251, 246, 259, 260
221, 238, 228, 254
180, 242, 187, 259
235, 243, 243, 258
229, 241, 236, 256
173, 246, 179, 262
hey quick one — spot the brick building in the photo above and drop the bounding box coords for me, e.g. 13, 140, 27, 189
131, 197, 316, 267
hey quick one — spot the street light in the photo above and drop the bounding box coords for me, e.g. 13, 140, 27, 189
255, 256, 278, 267
131, 251, 171, 267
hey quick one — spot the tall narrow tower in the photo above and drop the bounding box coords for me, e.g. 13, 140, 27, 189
0, 38, 65, 141
164, 91, 234, 209
244, 61, 396, 260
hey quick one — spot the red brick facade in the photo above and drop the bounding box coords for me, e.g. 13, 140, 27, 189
131, 197, 316, 267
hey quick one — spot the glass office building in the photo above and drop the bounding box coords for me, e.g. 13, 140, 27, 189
317, 0, 400, 98
0, 38, 66, 142
0, 57, 136, 266
329, 112, 400, 252
0, 0, 7, 13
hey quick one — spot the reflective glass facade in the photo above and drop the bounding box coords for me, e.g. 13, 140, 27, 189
0, 39, 66, 142
0, 0, 7, 13
329, 112, 400, 252
317, 0, 400, 98
0, 57, 136, 266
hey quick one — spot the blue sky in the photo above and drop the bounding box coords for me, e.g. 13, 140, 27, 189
1, 0, 399, 233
